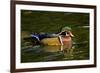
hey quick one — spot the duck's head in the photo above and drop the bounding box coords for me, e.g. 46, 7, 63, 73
67, 31, 74, 37
61, 27, 74, 37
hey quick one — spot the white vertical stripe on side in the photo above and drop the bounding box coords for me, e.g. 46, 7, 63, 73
58, 36, 63, 45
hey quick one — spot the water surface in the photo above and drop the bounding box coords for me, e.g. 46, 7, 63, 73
21, 44, 89, 63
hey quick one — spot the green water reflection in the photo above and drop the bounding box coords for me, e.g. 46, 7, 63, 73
21, 10, 89, 63
21, 44, 89, 63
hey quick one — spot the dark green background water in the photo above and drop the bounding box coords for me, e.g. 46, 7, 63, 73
21, 10, 89, 63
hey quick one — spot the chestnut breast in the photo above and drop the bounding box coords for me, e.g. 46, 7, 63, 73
62, 36, 72, 48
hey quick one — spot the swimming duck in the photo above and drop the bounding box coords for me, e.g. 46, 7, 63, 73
41, 27, 74, 49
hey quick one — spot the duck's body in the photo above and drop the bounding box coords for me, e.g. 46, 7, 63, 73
30, 27, 74, 48
41, 36, 72, 49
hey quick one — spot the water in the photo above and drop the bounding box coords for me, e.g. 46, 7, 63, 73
21, 28, 89, 63
21, 44, 89, 63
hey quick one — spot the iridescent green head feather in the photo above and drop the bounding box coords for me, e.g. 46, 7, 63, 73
61, 27, 72, 32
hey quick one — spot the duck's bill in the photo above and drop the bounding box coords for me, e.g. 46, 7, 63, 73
69, 31, 74, 37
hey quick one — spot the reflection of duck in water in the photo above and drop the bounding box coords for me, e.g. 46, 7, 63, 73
41, 27, 74, 49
